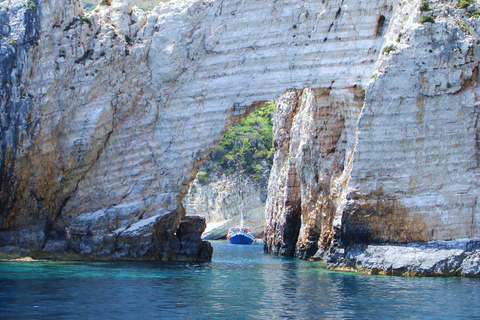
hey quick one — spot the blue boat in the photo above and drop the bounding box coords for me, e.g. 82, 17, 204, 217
227, 227, 255, 245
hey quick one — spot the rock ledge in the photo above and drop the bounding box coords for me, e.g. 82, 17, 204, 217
326, 238, 480, 277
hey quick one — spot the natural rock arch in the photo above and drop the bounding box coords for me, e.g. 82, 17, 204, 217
1, 0, 479, 263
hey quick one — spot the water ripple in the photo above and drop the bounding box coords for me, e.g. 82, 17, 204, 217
0, 241, 479, 319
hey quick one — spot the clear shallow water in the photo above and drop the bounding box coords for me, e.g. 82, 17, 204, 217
0, 242, 479, 319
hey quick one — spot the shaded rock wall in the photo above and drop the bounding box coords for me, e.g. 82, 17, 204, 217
264, 87, 364, 258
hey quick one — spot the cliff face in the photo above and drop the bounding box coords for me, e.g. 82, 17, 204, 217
183, 174, 267, 240
2, 0, 480, 267
0, 0, 388, 260
264, 0, 480, 270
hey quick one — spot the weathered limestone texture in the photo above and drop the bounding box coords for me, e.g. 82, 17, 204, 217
183, 173, 267, 240
0, 0, 389, 260
264, 87, 365, 258
264, 0, 480, 276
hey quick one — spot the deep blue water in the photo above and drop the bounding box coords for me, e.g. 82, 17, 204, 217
0, 241, 479, 319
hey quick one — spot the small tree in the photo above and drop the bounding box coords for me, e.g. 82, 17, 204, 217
458, 0, 473, 9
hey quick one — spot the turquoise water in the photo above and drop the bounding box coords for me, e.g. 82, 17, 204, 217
0, 241, 479, 319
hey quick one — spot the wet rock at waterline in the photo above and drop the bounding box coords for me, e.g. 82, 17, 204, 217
171, 216, 213, 261
325, 238, 480, 277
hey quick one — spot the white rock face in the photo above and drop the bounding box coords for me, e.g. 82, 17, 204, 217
183, 174, 267, 239
343, 1, 480, 245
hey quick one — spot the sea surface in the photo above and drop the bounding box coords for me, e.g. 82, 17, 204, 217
0, 241, 479, 319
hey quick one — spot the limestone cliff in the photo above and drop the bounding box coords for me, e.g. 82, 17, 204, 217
2, 0, 480, 271
0, 0, 387, 260
263, 0, 480, 275
183, 173, 267, 240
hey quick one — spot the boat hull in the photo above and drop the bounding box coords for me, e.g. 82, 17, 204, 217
228, 232, 255, 245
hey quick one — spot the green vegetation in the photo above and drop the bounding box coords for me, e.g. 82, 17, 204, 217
197, 172, 210, 185
27, 1, 35, 9
9, 40, 17, 46
470, 10, 480, 18
83, 2, 95, 12
125, 35, 133, 45
81, 16, 92, 24
420, 0, 432, 11
458, 0, 473, 8
419, 15, 435, 24
382, 44, 396, 54
458, 20, 472, 34
100, 0, 111, 6
396, 32, 403, 43
201, 102, 275, 182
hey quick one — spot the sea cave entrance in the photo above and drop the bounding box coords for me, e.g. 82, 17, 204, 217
182, 102, 275, 241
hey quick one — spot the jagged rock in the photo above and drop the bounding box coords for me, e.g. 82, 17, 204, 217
174, 215, 212, 261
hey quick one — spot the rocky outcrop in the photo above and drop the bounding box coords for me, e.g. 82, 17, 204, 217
183, 173, 267, 240
264, 87, 364, 258
264, 0, 480, 275
171, 215, 212, 261
326, 238, 480, 277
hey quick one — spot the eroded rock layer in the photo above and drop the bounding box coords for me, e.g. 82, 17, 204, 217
264, 87, 364, 258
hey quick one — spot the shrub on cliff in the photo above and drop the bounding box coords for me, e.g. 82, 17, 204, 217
201, 102, 275, 181
470, 11, 480, 18
83, 2, 95, 12
420, 0, 432, 11
419, 15, 435, 24
382, 44, 396, 54
197, 172, 210, 185
458, 0, 473, 8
